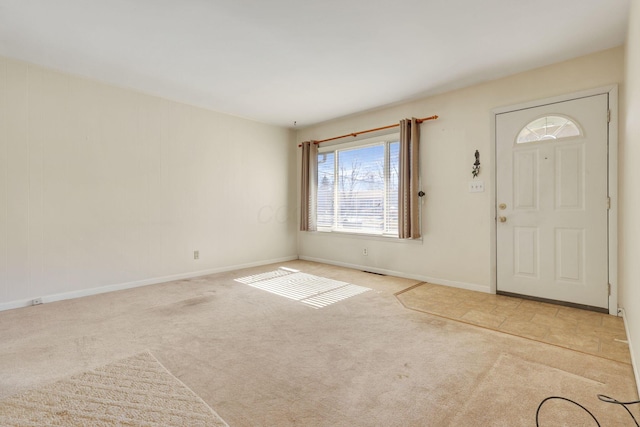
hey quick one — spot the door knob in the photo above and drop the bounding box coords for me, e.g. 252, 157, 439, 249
498, 216, 507, 223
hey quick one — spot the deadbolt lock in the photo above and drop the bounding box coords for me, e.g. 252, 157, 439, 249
498, 203, 507, 210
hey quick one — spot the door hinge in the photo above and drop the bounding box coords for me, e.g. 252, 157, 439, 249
608, 283, 611, 296
607, 197, 611, 210
607, 109, 611, 123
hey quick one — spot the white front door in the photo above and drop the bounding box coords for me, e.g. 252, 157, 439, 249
496, 94, 609, 309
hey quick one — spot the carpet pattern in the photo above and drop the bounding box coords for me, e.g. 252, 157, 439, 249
235, 268, 371, 308
0, 352, 228, 427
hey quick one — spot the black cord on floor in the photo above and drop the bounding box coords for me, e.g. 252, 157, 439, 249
536, 394, 640, 426
536, 396, 600, 426
597, 394, 640, 426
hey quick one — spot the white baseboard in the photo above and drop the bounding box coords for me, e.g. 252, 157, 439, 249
298, 256, 490, 293
619, 308, 640, 398
0, 255, 298, 313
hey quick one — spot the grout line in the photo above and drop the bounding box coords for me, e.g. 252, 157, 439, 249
496, 316, 508, 329
393, 281, 426, 297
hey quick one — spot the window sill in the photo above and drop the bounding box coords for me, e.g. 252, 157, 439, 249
303, 229, 423, 244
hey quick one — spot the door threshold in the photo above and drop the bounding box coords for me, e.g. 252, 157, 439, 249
496, 291, 608, 314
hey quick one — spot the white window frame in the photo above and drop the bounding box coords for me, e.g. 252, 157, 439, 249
316, 133, 400, 238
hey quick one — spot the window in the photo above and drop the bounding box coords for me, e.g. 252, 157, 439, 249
316, 135, 400, 236
516, 115, 581, 144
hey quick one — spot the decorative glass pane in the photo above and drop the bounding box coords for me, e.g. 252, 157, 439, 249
516, 115, 581, 144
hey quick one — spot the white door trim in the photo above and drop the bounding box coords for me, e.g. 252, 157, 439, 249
490, 85, 619, 315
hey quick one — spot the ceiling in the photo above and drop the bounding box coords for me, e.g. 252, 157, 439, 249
0, 0, 630, 128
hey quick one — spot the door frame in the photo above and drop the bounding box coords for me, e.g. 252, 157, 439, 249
490, 85, 619, 315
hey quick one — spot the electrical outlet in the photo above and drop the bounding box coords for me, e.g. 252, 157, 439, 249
32, 298, 43, 306
363, 248, 368, 256
194, 250, 199, 260
468, 180, 485, 193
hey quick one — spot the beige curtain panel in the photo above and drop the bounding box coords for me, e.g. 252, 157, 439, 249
300, 141, 318, 231
399, 118, 421, 239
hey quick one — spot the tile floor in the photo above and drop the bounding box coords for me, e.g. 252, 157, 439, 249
396, 282, 631, 364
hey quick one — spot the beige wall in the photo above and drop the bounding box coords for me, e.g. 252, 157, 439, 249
622, 0, 640, 392
297, 47, 624, 292
0, 57, 298, 309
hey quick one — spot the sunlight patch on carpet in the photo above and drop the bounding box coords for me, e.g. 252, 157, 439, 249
0, 351, 228, 427
235, 269, 371, 309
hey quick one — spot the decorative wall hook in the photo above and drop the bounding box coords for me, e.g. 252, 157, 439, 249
472, 150, 481, 178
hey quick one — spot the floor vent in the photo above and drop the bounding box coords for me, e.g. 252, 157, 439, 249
363, 270, 386, 276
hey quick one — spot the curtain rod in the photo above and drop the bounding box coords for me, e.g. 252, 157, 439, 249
298, 115, 438, 147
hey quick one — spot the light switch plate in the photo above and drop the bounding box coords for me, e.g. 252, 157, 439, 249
469, 180, 484, 193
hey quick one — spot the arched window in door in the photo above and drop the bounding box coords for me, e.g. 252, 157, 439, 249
516, 115, 582, 144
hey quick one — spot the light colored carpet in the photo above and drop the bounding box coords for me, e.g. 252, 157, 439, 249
0, 351, 228, 427
0, 260, 637, 426
449, 353, 634, 426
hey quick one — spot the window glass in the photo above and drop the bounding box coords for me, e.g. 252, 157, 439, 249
337, 144, 385, 233
516, 115, 581, 144
317, 152, 335, 229
316, 136, 400, 236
